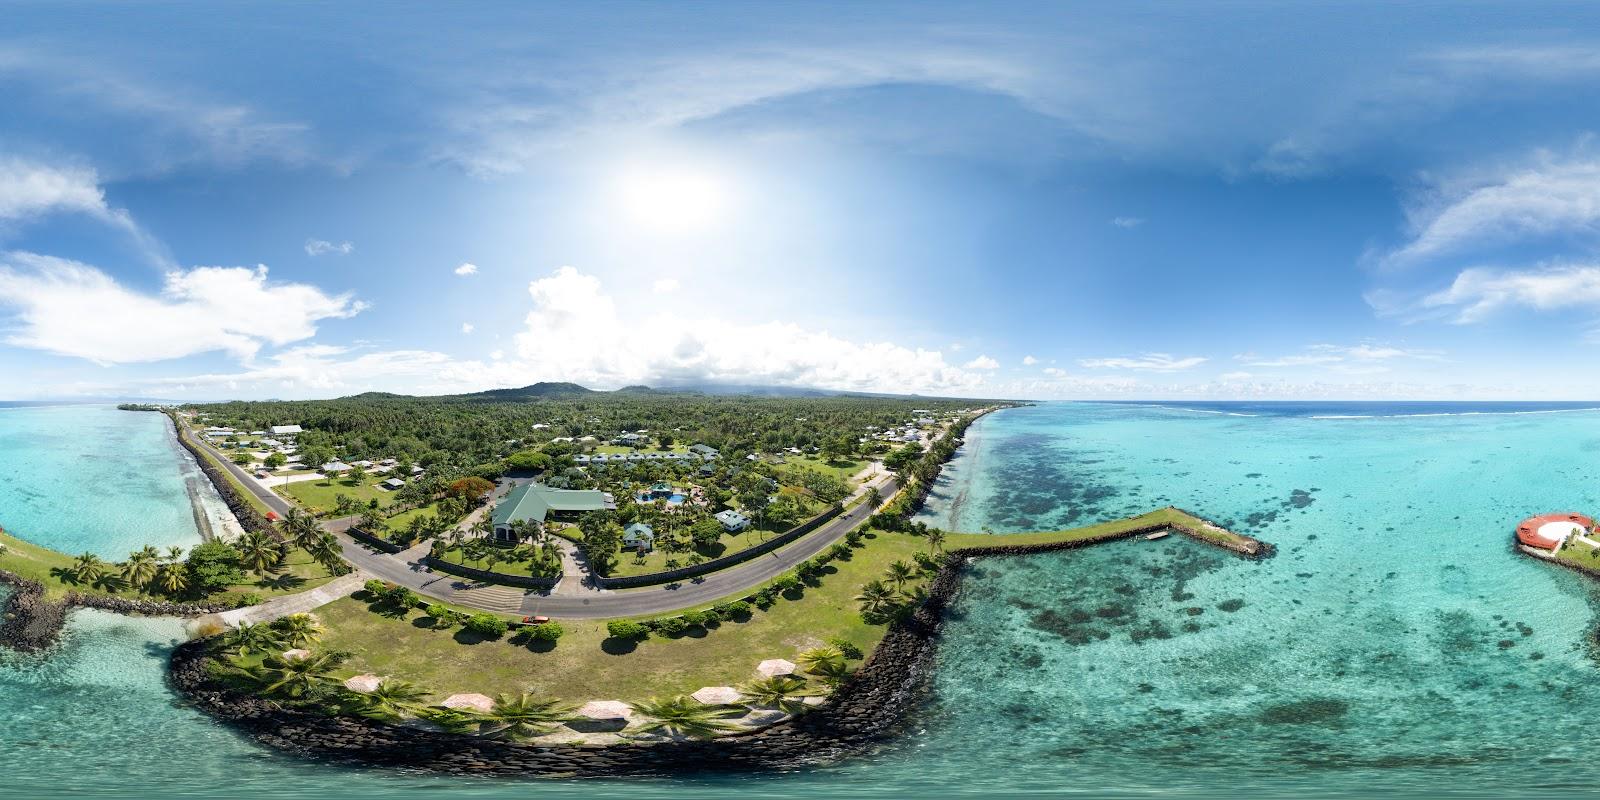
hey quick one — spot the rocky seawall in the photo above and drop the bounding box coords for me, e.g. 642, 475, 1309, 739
165, 412, 278, 539
0, 569, 232, 653
167, 520, 1268, 777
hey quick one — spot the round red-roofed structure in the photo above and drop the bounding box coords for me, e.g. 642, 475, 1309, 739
1515, 512, 1593, 550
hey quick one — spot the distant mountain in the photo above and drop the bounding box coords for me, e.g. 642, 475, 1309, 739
456, 382, 598, 400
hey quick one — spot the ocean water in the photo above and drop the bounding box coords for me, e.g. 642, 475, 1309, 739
7, 401, 1600, 798
0, 403, 231, 558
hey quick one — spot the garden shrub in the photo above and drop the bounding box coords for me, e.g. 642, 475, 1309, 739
606, 619, 649, 640
463, 612, 508, 638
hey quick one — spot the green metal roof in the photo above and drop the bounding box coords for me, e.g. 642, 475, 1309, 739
491, 483, 609, 526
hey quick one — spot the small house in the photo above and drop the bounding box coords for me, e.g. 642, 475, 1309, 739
714, 509, 750, 532
622, 523, 655, 551
321, 461, 352, 473
380, 478, 405, 490
270, 425, 303, 436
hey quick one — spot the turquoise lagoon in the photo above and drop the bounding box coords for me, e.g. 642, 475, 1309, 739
9, 401, 1600, 798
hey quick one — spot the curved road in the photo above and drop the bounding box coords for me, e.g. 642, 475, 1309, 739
181, 417, 899, 620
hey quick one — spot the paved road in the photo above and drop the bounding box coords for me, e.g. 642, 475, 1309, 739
179, 421, 297, 518
185, 416, 903, 620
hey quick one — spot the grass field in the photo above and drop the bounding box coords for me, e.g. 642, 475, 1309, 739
384, 501, 444, 531
311, 528, 928, 702
0, 529, 337, 602
607, 525, 788, 577
278, 475, 393, 514
786, 455, 869, 483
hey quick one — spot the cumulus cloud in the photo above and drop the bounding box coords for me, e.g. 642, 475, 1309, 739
1021, 355, 1038, 365
508, 266, 983, 393
1385, 153, 1600, 266
461, 322, 475, 334
963, 355, 1000, 370
454, 262, 479, 276
304, 239, 354, 256
652, 277, 681, 293
1078, 353, 1207, 371
0, 252, 365, 363
1110, 216, 1144, 228
0, 159, 116, 222
1419, 264, 1600, 322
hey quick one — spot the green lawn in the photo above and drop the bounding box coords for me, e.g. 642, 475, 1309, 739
0, 529, 336, 602
385, 501, 444, 531
608, 525, 786, 577
311, 528, 926, 703
787, 455, 869, 483
278, 476, 393, 514
593, 444, 691, 455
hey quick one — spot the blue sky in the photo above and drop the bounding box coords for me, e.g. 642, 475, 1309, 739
3, 1, 1600, 400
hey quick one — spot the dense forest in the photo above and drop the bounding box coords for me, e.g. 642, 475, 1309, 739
187, 383, 1005, 472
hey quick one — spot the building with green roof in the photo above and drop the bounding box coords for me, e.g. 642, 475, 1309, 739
490, 483, 615, 541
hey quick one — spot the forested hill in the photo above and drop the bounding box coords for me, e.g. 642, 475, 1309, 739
188, 386, 1009, 474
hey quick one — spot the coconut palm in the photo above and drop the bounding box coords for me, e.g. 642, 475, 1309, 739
122, 549, 159, 591
353, 679, 431, 722
480, 693, 574, 741
806, 658, 855, 688
884, 560, 916, 588
271, 613, 323, 647
797, 645, 847, 673
154, 564, 189, 596
304, 532, 344, 574
282, 508, 322, 551
165, 546, 186, 563
236, 530, 283, 576
630, 695, 742, 739
68, 552, 105, 585
247, 650, 347, 698
420, 706, 482, 735
222, 621, 283, 656
736, 676, 819, 713
854, 580, 897, 618
925, 529, 946, 553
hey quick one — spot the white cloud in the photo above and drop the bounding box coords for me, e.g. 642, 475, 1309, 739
1219, 371, 1253, 382
0, 159, 115, 222
0, 252, 365, 364
1078, 353, 1207, 371
1021, 355, 1038, 365
508, 266, 983, 393
461, 322, 475, 334
454, 262, 479, 276
304, 239, 354, 256
1043, 366, 1068, 377
490, 349, 504, 360
1110, 216, 1144, 228
1386, 153, 1600, 266
963, 355, 1000, 370
1419, 264, 1600, 322
652, 277, 681, 293
1235, 343, 1440, 370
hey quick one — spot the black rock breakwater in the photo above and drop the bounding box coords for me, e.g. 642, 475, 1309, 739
167, 520, 1267, 777
0, 569, 231, 653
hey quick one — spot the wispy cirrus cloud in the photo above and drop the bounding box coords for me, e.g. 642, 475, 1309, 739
304, 239, 354, 256
0, 158, 172, 268
1078, 353, 1206, 372
1235, 343, 1441, 371
1416, 263, 1600, 323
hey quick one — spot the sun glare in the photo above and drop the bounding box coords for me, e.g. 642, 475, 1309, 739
614, 165, 729, 235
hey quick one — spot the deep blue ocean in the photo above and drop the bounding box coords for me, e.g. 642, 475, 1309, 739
6, 401, 1600, 798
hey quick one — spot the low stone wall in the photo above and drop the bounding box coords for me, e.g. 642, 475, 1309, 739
594, 504, 845, 589
423, 557, 560, 589
166, 412, 278, 539
0, 570, 232, 653
346, 527, 404, 554
166, 518, 1267, 777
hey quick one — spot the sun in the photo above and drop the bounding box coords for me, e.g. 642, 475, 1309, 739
613, 164, 730, 235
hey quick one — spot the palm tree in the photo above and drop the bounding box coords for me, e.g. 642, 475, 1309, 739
630, 696, 741, 739
272, 613, 323, 647
797, 645, 846, 673
122, 549, 159, 592
68, 552, 105, 585
222, 621, 283, 656
736, 676, 819, 713
854, 580, 897, 618
926, 529, 946, 553
305, 532, 344, 575
236, 530, 283, 576
353, 679, 431, 722
154, 564, 189, 596
421, 706, 482, 735
165, 545, 186, 563
806, 658, 855, 687
885, 560, 916, 588
283, 508, 322, 551
247, 650, 347, 698
480, 693, 574, 741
